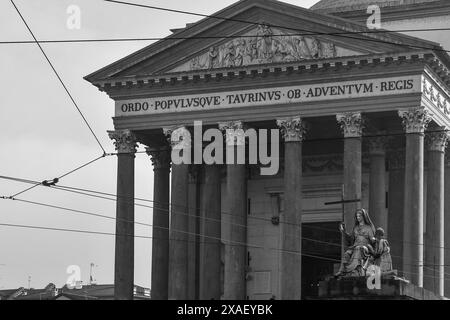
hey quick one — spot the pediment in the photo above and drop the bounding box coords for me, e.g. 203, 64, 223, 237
169, 25, 363, 73
85, 0, 443, 82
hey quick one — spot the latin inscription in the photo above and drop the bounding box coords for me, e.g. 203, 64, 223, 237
116, 76, 421, 116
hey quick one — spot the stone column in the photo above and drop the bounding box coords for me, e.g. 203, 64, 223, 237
424, 128, 448, 296
219, 121, 247, 300
387, 150, 405, 272
444, 155, 450, 297
398, 108, 431, 287
164, 126, 190, 300
368, 136, 387, 230
187, 166, 200, 300
199, 164, 222, 300
276, 116, 305, 300
336, 112, 363, 226
108, 130, 137, 300
146, 147, 171, 300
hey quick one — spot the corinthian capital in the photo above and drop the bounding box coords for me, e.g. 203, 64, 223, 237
146, 147, 171, 170
108, 130, 137, 154
426, 127, 449, 152
163, 125, 191, 150
336, 112, 363, 138
398, 108, 432, 133
218, 120, 245, 146
276, 116, 306, 142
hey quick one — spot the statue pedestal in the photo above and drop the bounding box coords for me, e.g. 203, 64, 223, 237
316, 276, 446, 300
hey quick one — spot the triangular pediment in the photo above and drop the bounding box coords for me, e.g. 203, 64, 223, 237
85, 0, 443, 82
169, 25, 364, 73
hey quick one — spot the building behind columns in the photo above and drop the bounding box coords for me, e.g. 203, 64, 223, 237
85, 0, 450, 300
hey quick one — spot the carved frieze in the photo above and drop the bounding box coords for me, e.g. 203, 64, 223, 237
423, 78, 450, 116
171, 25, 355, 72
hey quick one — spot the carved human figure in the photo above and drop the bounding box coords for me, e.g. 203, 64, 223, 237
310, 37, 323, 59
295, 36, 312, 59
256, 24, 274, 60
323, 42, 337, 58
336, 209, 376, 277
234, 39, 245, 67
243, 39, 256, 65
207, 46, 219, 69
223, 42, 235, 67
372, 228, 393, 273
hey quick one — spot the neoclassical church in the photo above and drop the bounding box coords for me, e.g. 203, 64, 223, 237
85, 0, 450, 299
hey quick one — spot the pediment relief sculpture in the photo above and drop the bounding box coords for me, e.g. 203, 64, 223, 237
170, 24, 361, 72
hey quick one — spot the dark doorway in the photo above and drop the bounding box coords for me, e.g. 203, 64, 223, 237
301, 221, 341, 298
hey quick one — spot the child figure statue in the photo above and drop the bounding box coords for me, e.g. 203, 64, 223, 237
372, 227, 393, 273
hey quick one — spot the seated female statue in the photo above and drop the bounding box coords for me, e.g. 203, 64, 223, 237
335, 208, 376, 277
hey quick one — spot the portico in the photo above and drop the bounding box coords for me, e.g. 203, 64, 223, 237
85, 0, 450, 300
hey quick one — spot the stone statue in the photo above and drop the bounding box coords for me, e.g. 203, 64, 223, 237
335, 208, 376, 277
370, 227, 393, 273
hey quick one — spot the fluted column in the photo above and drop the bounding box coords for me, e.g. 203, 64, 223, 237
108, 130, 137, 300
368, 135, 387, 230
424, 127, 448, 296
219, 121, 247, 300
146, 147, 171, 300
398, 108, 431, 287
164, 126, 190, 300
336, 112, 363, 226
276, 116, 305, 300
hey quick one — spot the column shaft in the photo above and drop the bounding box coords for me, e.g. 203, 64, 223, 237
403, 133, 424, 286
445, 164, 450, 297
115, 153, 135, 300
343, 137, 362, 225
388, 152, 405, 272
199, 165, 222, 300
276, 117, 305, 300
337, 113, 363, 227
424, 130, 447, 296
369, 152, 386, 229
148, 148, 170, 300
220, 121, 248, 300
281, 140, 302, 300
168, 164, 189, 299
398, 108, 431, 287
187, 166, 200, 300
108, 130, 137, 300
223, 162, 247, 299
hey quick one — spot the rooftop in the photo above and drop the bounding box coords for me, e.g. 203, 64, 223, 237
310, 0, 441, 13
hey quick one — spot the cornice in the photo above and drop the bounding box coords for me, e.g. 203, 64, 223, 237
93, 51, 439, 94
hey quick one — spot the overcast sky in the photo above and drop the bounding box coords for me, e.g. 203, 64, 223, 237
0, 0, 320, 290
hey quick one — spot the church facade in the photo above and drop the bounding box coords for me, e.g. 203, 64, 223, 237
85, 0, 450, 300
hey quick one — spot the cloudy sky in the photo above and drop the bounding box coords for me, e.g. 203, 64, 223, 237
0, 0, 321, 290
